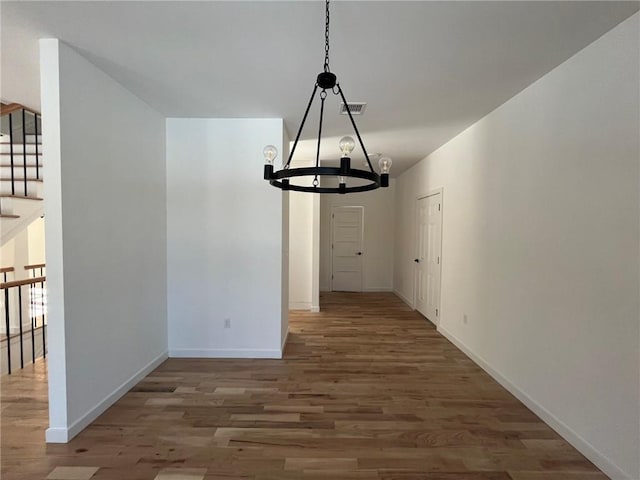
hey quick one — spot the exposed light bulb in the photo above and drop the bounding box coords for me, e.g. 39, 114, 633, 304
339, 136, 355, 157
263, 145, 278, 165
378, 156, 392, 174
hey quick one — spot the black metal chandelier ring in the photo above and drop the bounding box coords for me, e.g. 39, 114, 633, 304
269, 166, 382, 194
262, 0, 392, 194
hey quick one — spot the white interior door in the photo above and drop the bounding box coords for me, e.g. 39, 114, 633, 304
331, 206, 363, 292
415, 193, 442, 323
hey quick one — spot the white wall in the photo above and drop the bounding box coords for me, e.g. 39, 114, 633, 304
0, 234, 22, 278
27, 216, 45, 265
311, 194, 320, 308
289, 191, 314, 310
0, 216, 45, 275
281, 127, 291, 344
40, 39, 168, 443
320, 182, 395, 292
166, 118, 287, 358
288, 155, 320, 312
394, 15, 639, 479
288, 166, 320, 312
281, 188, 290, 344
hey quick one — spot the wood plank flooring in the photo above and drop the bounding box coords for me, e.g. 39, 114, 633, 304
1, 292, 607, 479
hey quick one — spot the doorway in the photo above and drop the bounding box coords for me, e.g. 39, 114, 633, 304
330, 206, 364, 292
415, 192, 442, 324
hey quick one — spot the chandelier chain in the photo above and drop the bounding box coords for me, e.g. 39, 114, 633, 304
324, 0, 330, 72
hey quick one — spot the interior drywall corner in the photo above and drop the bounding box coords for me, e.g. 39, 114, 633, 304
39, 38, 69, 442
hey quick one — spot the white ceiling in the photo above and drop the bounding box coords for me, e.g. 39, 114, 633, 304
2, 1, 638, 174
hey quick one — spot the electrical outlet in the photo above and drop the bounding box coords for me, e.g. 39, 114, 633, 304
463, 314, 468, 324
224, 318, 231, 329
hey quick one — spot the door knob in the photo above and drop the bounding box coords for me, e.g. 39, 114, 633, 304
414, 258, 420, 263
356, 252, 362, 256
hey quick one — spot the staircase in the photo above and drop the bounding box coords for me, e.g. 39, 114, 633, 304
0, 104, 44, 245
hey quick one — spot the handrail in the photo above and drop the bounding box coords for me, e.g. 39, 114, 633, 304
0, 103, 40, 117
0, 267, 15, 274
0, 276, 46, 290
24, 263, 46, 271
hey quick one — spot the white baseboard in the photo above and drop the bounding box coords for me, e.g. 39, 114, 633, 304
289, 302, 320, 313
280, 330, 289, 356
46, 350, 168, 443
437, 325, 632, 480
393, 289, 414, 309
289, 301, 312, 311
319, 288, 392, 294
44, 427, 70, 443
169, 348, 282, 359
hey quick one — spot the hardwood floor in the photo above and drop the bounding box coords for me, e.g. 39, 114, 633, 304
1, 292, 606, 479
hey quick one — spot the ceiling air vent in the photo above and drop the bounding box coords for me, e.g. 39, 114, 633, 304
340, 102, 367, 115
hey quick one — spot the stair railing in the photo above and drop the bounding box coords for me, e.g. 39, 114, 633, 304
24, 263, 45, 278
0, 103, 42, 200
1, 266, 14, 283
1, 266, 47, 375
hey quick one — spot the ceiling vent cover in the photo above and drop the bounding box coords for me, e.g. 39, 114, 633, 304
340, 102, 367, 115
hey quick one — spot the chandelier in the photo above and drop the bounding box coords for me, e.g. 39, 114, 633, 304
263, 0, 392, 194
